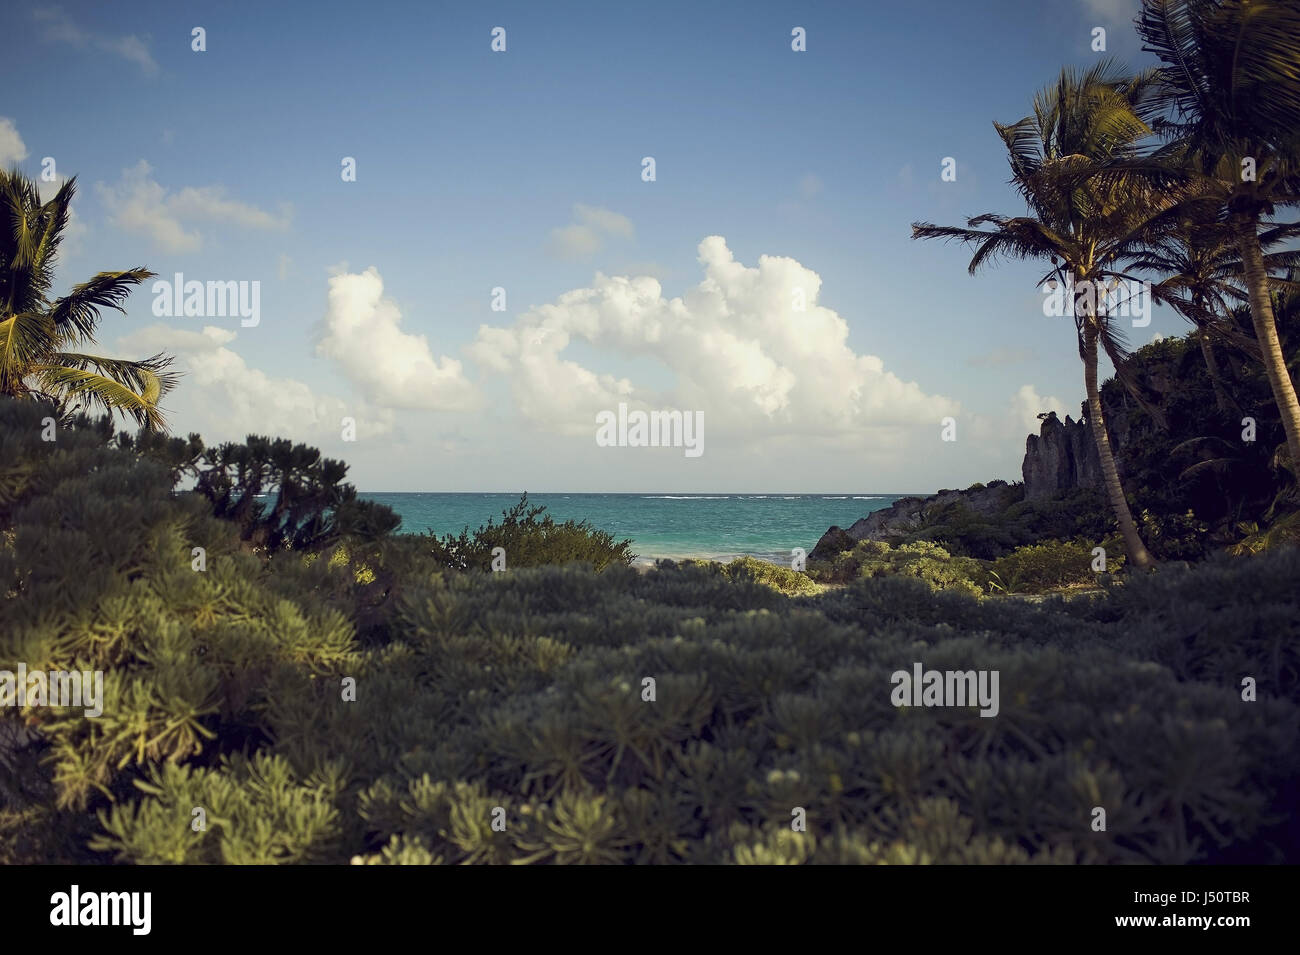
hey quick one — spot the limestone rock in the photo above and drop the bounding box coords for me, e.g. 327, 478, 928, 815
1021, 411, 1101, 500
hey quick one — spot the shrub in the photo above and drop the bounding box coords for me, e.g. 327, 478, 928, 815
987, 537, 1123, 594
810, 539, 985, 596
1140, 509, 1211, 562
706, 556, 821, 596
887, 487, 1111, 560
426, 494, 635, 571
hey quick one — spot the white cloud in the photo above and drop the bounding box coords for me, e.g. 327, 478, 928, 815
545, 204, 634, 260
316, 267, 481, 412
0, 117, 28, 165
113, 324, 394, 444
95, 160, 291, 252
1012, 384, 1065, 435
469, 235, 959, 441
34, 6, 158, 75
277, 254, 292, 280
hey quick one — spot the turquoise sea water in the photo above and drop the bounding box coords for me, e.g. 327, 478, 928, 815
360, 492, 918, 565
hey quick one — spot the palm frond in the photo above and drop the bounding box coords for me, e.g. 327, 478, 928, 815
33, 365, 169, 431
47, 268, 156, 345
52, 351, 180, 400
0, 310, 57, 396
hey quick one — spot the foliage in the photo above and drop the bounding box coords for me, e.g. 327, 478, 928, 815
1228, 511, 1300, 556
1097, 329, 1296, 555
0, 168, 177, 429
836, 320, 1299, 564
2, 398, 1299, 865
669, 556, 822, 597
855, 485, 1113, 561
987, 537, 1123, 594
426, 493, 635, 572
809, 539, 986, 596
188, 435, 402, 553
1139, 509, 1210, 561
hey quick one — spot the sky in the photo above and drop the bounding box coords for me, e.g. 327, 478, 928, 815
0, 0, 1186, 492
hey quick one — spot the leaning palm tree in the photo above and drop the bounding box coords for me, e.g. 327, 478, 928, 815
0, 167, 176, 429
1137, 0, 1300, 469
913, 61, 1164, 570
1127, 199, 1300, 410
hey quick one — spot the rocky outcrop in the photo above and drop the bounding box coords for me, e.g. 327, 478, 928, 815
1021, 411, 1101, 500
810, 483, 1015, 560
813, 392, 1149, 559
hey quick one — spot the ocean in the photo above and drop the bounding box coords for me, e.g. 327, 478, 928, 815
359, 492, 917, 565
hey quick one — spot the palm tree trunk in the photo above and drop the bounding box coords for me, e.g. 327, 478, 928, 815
1083, 317, 1157, 570
1197, 327, 1231, 412
1235, 213, 1300, 471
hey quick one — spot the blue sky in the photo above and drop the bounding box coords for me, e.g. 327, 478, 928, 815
0, 0, 1183, 492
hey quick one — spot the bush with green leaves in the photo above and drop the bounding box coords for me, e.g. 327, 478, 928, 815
426, 494, 634, 572
987, 537, 1123, 594
3, 397, 1299, 865
809, 539, 986, 596
667, 556, 821, 597
1139, 509, 1211, 562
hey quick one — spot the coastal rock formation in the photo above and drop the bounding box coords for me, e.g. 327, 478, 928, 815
813, 385, 1156, 559
810, 484, 1012, 560
1021, 411, 1101, 500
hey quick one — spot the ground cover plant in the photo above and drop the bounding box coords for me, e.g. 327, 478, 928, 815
2, 399, 1296, 865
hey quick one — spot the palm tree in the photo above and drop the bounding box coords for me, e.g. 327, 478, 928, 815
1127, 199, 1300, 411
0, 167, 176, 429
1137, 0, 1300, 469
913, 61, 1164, 570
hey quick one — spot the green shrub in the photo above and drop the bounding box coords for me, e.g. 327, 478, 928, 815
987, 537, 1123, 594
885, 487, 1112, 560
1140, 509, 1211, 562
810, 539, 985, 596
726, 556, 821, 596
427, 494, 634, 571
674, 556, 821, 597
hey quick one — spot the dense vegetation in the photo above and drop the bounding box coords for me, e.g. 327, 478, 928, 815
914, 0, 1300, 572
809, 324, 1299, 592
2, 399, 1297, 864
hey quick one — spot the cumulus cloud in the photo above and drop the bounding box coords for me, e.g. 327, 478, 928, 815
1012, 384, 1065, 435
316, 267, 481, 412
34, 6, 158, 74
468, 235, 959, 441
95, 160, 291, 252
113, 324, 393, 443
545, 204, 634, 260
0, 117, 27, 165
